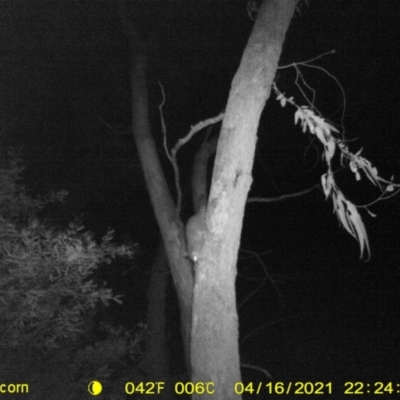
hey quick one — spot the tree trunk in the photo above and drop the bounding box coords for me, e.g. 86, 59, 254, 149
130, 50, 194, 374
190, 0, 299, 398
117, 0, 194, 373
142, 244, 170, 391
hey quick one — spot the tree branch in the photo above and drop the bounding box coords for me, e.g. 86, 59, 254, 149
247, 185, 318, 204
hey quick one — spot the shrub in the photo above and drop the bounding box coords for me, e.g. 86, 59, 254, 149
0, 154, 143, 399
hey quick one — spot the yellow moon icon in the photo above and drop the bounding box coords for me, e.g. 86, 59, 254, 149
88, 381, 102, 396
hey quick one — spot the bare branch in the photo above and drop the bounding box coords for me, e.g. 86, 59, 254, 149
157, 81, 183, 212
240, 312, 314, 345
241, 362, 273, 380
247, 185, 317, 204
158, 81, 173, 163
278, 50, 336, 70
157, 84, 224, 213
171, 112, 224, 159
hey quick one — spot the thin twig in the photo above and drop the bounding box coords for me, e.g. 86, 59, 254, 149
241, 362, 273, 380
157, 81, 182, 211
247, 185, 317, 204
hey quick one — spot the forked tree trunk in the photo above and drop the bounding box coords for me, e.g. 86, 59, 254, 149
190, 0, 299, 397
119, 0, 299, 396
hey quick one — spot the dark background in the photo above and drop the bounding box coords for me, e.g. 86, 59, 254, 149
1, 0, 399, 390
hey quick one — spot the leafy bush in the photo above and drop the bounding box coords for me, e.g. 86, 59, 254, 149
0, 154, 144, 398
0, 155, 67, 223
0, 218, 134, 351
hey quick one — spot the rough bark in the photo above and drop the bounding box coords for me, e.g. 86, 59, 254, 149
190, 0, 299, 398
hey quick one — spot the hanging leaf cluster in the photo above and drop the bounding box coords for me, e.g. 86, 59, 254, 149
275, 86, 398, 259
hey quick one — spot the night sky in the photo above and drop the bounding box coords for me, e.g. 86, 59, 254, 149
1, 0, 400, 390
